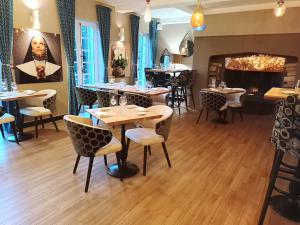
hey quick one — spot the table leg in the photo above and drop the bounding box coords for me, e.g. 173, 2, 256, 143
107, 124, 139, 178
270, 160, 300, 222
7, 100, 34, 142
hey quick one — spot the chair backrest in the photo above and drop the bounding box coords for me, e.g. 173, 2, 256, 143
199, 91, 227, 111
272, 95, 300, 159
22, 89, 57, 112
64, 115, 113, 157
153, 105, 173, 141
75, 87, 97, 106
96, 90, 111, 108
125, 93, 153, 108
226, 88, 247, 104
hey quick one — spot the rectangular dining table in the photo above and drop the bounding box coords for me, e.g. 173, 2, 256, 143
87, 105, 162, 178
201, 87, 245, 95
264, 87, 298, 100
0, 91, 47, 142
82, 83, 171, 97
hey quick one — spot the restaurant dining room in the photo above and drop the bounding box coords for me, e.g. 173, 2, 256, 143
1, 0, 300, 224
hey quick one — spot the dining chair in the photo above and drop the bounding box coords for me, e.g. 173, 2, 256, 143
20, 89, 59, 138
125, 105, 173, 176
64, 115, 123, 192
226, 88, 247, 123
125, 93, 153, 108
96, 89, 112, 108
258, 95, 300, 225
75, 87, 97, 115
196, 91, 227, 127
0, 106, 19, 144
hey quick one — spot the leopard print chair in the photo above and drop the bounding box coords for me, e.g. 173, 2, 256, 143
75, 87, 97, 115
259, 95, 300, 225
64, 115, 123, 192
20, 89, 58, 138
196, 90, 227, 127
125, 93, 152, 108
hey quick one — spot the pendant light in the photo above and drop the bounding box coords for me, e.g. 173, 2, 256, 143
191, 0, 206, 31
274, 0, 286, 17
144, 0, 151, 23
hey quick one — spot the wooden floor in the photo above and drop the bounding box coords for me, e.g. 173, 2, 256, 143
0, 110, 298, 225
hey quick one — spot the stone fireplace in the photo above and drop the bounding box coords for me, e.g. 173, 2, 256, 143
207, 52, 298, 113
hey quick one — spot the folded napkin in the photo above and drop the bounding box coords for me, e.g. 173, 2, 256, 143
95, 111, 111, 118
24, 90, 36, 95
136, 107, 147, 112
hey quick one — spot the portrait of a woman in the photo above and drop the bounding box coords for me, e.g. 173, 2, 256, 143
14, 30, 62, 84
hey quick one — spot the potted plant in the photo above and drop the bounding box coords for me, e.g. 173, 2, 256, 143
111, 54, 128, 78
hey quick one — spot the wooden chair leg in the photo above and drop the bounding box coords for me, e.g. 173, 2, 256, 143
40, 116, 44, 128
231, 109, 235, 124
196, 109, 203, 124
116, 152, 123, 182
73, 155, 81, 174
0, 124, 5, 139
143, 146, 148, 176
11, 122, 19, 145
50, 114, 59, 132
258, 150, 284, 225
177, 89, 181, 115
77, 104, 82, 115
103, 155, 108, 166
34, 117, 38, 138
240, 108, 243, 121
85, 156, 94, 192
162, 142, 171, 167
190, 87, 196, 109
206, 110, 209, 121
184, 87, 188, 111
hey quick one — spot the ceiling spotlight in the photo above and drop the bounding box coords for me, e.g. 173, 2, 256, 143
274, 0, 286, 17
144, 0, 151, 23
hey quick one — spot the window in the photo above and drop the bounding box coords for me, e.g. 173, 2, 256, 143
137, 33, 151, 86
74, 20, 103, 85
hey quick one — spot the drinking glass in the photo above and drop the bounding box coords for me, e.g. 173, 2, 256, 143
1, 80, 7, 92
295, 80, 300, 94
119, 95, 127, 115
12, 82, 18, 92
110, 95, 117, 107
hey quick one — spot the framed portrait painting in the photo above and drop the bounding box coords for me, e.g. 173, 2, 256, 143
13, 29, 63, 84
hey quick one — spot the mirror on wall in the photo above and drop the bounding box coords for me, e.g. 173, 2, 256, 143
179, 33, 194, 57
159, 48, 171, 68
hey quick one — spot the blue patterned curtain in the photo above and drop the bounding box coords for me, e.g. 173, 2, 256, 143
56, 0, 77, 115
96, 5, 111, 83
0, 0, 13, 91
130, 15, 140, 79
149, 19, 159, 68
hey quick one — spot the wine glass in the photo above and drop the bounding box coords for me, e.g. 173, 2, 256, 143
12, 82, 18, 92
295, 80, 300, 94
110, 95, 117, 107
119, 95, 127, 115
1, 80, 7, 92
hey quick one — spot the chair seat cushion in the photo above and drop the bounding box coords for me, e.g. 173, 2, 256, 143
20, 107, 51, 117
95, 137, 122, 156
227, 101, 242, 108
125, 128, 164, 146
0, 113, 15, 124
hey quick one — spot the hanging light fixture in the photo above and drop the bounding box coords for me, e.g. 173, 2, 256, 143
274, 0, 286, 17
191, 0, 206, 31
144, 0, 151, 23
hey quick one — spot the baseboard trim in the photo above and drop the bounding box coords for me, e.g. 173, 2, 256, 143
23, 114, 65, 128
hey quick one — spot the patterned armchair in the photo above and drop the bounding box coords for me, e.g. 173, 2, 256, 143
196, 91, 227, 127
20, 89, 59, 138
125, 93, 152, 108
75, 87, 97, 115
64, 115, 123, 192
96, 89, 112, 108
125, 105, 173, 176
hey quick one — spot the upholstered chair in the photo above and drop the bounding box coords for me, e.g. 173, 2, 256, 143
64, 115, 123, 192
259, 95, 300, 224
226, 88, 247, 123
96, 89, 111, 108
75, 87, 97, 115
196, 91, 227, 127
125, 105, 173, 176
0, 106, 19, 144
125, 93, 153, 108
20, 89, 58, 138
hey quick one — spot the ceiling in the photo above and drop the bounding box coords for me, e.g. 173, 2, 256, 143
99, 0, 300, 24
